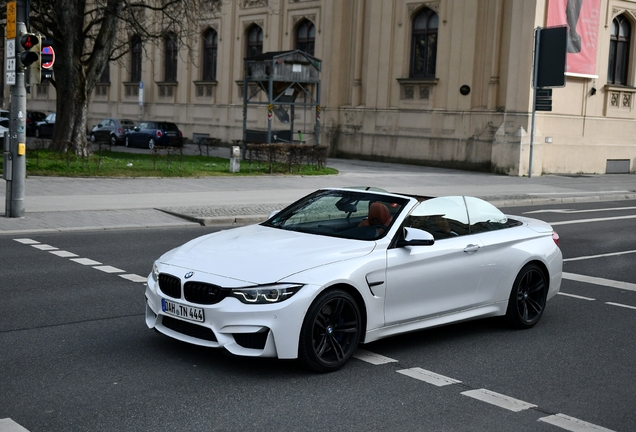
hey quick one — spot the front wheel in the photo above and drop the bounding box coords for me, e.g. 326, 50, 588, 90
506, 263, 548, 329
90, 133, 96, 143
298, 289, 361, 373
110, 135, 117, 146
125, 136, 130, 147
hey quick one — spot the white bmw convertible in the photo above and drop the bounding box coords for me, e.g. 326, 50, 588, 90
145, 188, 562, 372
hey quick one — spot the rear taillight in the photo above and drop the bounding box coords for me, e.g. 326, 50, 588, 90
179, 130, 183, 137
117, 128, 123, 134
156, 130, 163, 138
552, 231, 560, 247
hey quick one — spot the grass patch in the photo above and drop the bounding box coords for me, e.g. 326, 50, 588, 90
2, 147, 337, 177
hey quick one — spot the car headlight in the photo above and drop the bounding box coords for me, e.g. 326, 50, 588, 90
230, 283, 303, 304
151, 262, 159, 282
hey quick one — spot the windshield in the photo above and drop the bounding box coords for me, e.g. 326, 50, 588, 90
262, 189, 408, 240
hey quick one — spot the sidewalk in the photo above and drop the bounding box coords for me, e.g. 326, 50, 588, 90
1, 155, 635, 234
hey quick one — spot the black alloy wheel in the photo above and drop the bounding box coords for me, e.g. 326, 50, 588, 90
299, 289, 362, 372
506, 263, 548, 329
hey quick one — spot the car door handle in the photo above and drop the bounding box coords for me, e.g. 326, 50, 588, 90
463, 244, 481, 253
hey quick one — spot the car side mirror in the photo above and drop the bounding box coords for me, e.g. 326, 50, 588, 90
397, 227, 435, 247
134, 127, 140, 131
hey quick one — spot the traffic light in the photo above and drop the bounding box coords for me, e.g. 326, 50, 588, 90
20, 32, 42, 85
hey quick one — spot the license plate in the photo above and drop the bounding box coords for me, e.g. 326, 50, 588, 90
162, 298, 204, 322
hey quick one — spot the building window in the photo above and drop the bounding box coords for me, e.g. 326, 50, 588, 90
165, 33, 178, 82
296, 19, 315, 55
608, 15, 631, 85
130, 36, 142, 83
410, 7, 438, 78
99, 64, 110, 83
202, 29, 218, 81
246, 24, 263, 58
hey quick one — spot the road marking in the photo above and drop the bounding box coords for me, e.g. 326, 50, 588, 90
397, 367, 461, 387
606, 302, 636, 311
529, 190, 632, 196
31, 244, 58, 251
538, 413, 616, 432
93, 265, 125, 274
70, 258, 103, 266
353, 349, 398, 365
564, 250, 636, 262
13, 238, 39, 244
461, 389, 537, 412
0, 418, 30, 432
119, 274, 148, 283
550, 215, 636, 226
558, 292, 595, 301
525, 206, 636, 214
49, 250, 79, 258
563, 272, 636, 292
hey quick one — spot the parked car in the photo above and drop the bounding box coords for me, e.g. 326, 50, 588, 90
0, 118, 8, 137
34, 113, 56, 138
90, 118, 136, 146
145, 187, 563, 372
26, 111, 47, 136
124, 121, 183, 149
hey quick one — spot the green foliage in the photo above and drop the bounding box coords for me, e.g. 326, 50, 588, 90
0, 147, 337, 178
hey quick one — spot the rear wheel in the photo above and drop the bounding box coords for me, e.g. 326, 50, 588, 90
506, 263, 548, 329
34, 128, 40, 138
299, 289, 361, 373
110, 135, 117, 146
148, 138, 155, 150
90, 133, 96, 143
125, 136, 130, 147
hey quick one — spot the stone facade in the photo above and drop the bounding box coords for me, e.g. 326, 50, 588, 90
13, 0, 636, 175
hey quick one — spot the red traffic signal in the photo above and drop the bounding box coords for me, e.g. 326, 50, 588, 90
21, 33, 39, 50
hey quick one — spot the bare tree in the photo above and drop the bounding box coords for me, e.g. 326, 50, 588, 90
25, 0, 220, 155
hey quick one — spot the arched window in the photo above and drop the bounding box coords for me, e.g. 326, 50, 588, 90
246, 25, 263, 58
164, 34, 178, 82
202, 28, 218, 81
608, 15, 631, 85
130, 35, 142, 82
410, 8, 438, 78
296, 19, 315, 55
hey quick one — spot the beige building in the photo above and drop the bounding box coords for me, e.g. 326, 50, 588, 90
17, 0, 636, 175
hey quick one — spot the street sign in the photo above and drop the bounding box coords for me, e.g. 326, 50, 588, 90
6, 2, 16, 39
42, 46, 55, 69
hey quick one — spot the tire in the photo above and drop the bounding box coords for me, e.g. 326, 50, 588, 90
34, 128, 40, 138
110, 135, 117, 146
298, 289, 362, 373
505, 263, 548, 329
125, 136, 130, 147
90, 133, 96, 143
148, 138, 155, 150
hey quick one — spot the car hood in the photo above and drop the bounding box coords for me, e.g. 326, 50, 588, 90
159, 224, 376, 285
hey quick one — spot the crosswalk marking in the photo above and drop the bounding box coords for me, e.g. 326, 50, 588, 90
353, 349, 397, 365
538, 413, 616, 432
397, 367, 461, 387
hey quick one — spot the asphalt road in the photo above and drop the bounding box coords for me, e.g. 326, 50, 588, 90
1, 200, 635, 432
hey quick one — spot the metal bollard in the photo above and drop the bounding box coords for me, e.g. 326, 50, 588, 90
230, 145, 240, 173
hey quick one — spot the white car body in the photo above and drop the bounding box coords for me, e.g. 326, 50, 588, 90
145, 188, 562, 372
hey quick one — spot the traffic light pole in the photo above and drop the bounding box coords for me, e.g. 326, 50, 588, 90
5, 17, 28, 218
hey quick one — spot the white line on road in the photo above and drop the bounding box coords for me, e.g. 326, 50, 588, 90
93, 265, 125, 274
49, 250, 79, 258
538, 413, 616, 432
353, 349, 398, 365
525, 206, 636, 214
397, 367, 461, 387
564, 250, 636, 262
461, 389, 537, 412
31, 244, 58, 251
550, 215, 636, 226
558, 292, 595, 301
13, 238, 39, 244
119, 274, 148, 283
70, 258, 103, 266
605, 302, 636, 311
0, 418, 30, 432
563, 272, 636, 292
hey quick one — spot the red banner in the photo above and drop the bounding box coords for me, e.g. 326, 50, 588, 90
547, 0, 601, 77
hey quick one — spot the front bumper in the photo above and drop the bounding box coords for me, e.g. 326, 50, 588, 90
144, 273, 317, 359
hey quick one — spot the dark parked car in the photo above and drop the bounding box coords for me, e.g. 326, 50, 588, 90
34, 113, 56, 138
124, 121, 183, 149
26, 111, 47, 136
90, 118, 136, 146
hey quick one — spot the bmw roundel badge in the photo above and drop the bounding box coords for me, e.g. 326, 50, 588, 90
184, 271, 194, 279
